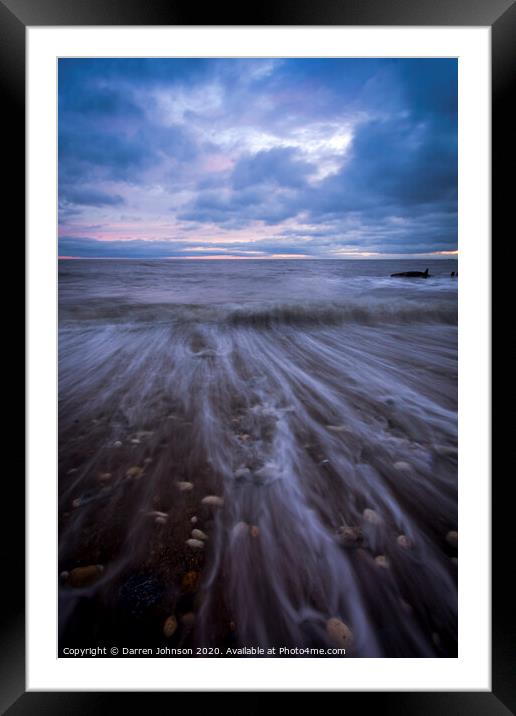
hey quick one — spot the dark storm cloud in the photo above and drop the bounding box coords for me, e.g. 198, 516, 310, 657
232, 148, 315, 190
58, 58, 457, 257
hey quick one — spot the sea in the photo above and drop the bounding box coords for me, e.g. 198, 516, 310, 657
58, 258, 458, 657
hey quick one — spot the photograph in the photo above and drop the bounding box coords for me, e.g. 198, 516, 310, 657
57, 57, 458, 659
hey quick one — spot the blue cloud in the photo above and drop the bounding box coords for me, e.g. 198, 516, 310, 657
232, 147, 315, 189
58, 58, 457, 257
60, 187, 125, 208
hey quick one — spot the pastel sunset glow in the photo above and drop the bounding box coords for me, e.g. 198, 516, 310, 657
58, 58, 457, 259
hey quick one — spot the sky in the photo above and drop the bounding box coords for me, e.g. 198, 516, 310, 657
58, 58, 457, 259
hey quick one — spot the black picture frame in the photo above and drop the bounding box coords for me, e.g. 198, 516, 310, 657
5, 0, 514, 711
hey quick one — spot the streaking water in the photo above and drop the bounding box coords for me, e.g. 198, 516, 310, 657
58, 259, 458, 657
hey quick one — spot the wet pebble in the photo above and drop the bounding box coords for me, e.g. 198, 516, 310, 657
394, 461, 414, 474
177, 481, 194, 492
234, 466, 251, 480
255, 464, 279, 482
231, 521, 250, 538
363, 508, 382, 525
326, 618, 353, 649
338, 526, 362, 545
326, 424, 350, 433
201, 495, 224, 507
126, 466, 143, 479
186, 538, 204, 549
181, 612, 195, 628
190, 515, 198, 525
97, 472, 112, 483
144, 510, 168, 519
181, 571, 200, 592
374, 555, 390, 569
163, 615, 178, 638
67, 564, 104, 588
397, 534, 412, 549
446, 530, 458, 547
113, 440, 122, 448
191, 528, 208, 541
155, 516, 167, 526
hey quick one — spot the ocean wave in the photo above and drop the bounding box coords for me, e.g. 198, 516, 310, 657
60, 298, 457, 328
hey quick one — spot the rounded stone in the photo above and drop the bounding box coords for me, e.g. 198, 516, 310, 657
186, 538, 204, 549
397, 534, 412, 549
68, 564, 104, 588
163, 615, 177, 638
201, 495, 224, 507
326, 618, 353, 649
363, 508, 382, 525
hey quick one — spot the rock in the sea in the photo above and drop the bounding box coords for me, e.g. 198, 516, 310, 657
250, 525, 260, 538
186, 538, 204, 549
234, 466, 251, 480
446, 530, 458, 547
201, 495, 224, 507
338, 526, 362, 545
126, 466, 143, 479
163, 615, 178, 638
191, 528, 208, 541
181, 571, 200, 592
397, 534, 412, 549
131, 438, 141, 445
177, 481, 194, 492
155, 516, 167, 526
97, 472, 112, 483
190, 515, 198, 524
67, 564, 104, 587
374, 555, 390, 568
59, 570, 69, 582
326, 617, 353, 649
72, 498, 82, 509
113, 440, 123, 448
363, 508, 382, 525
